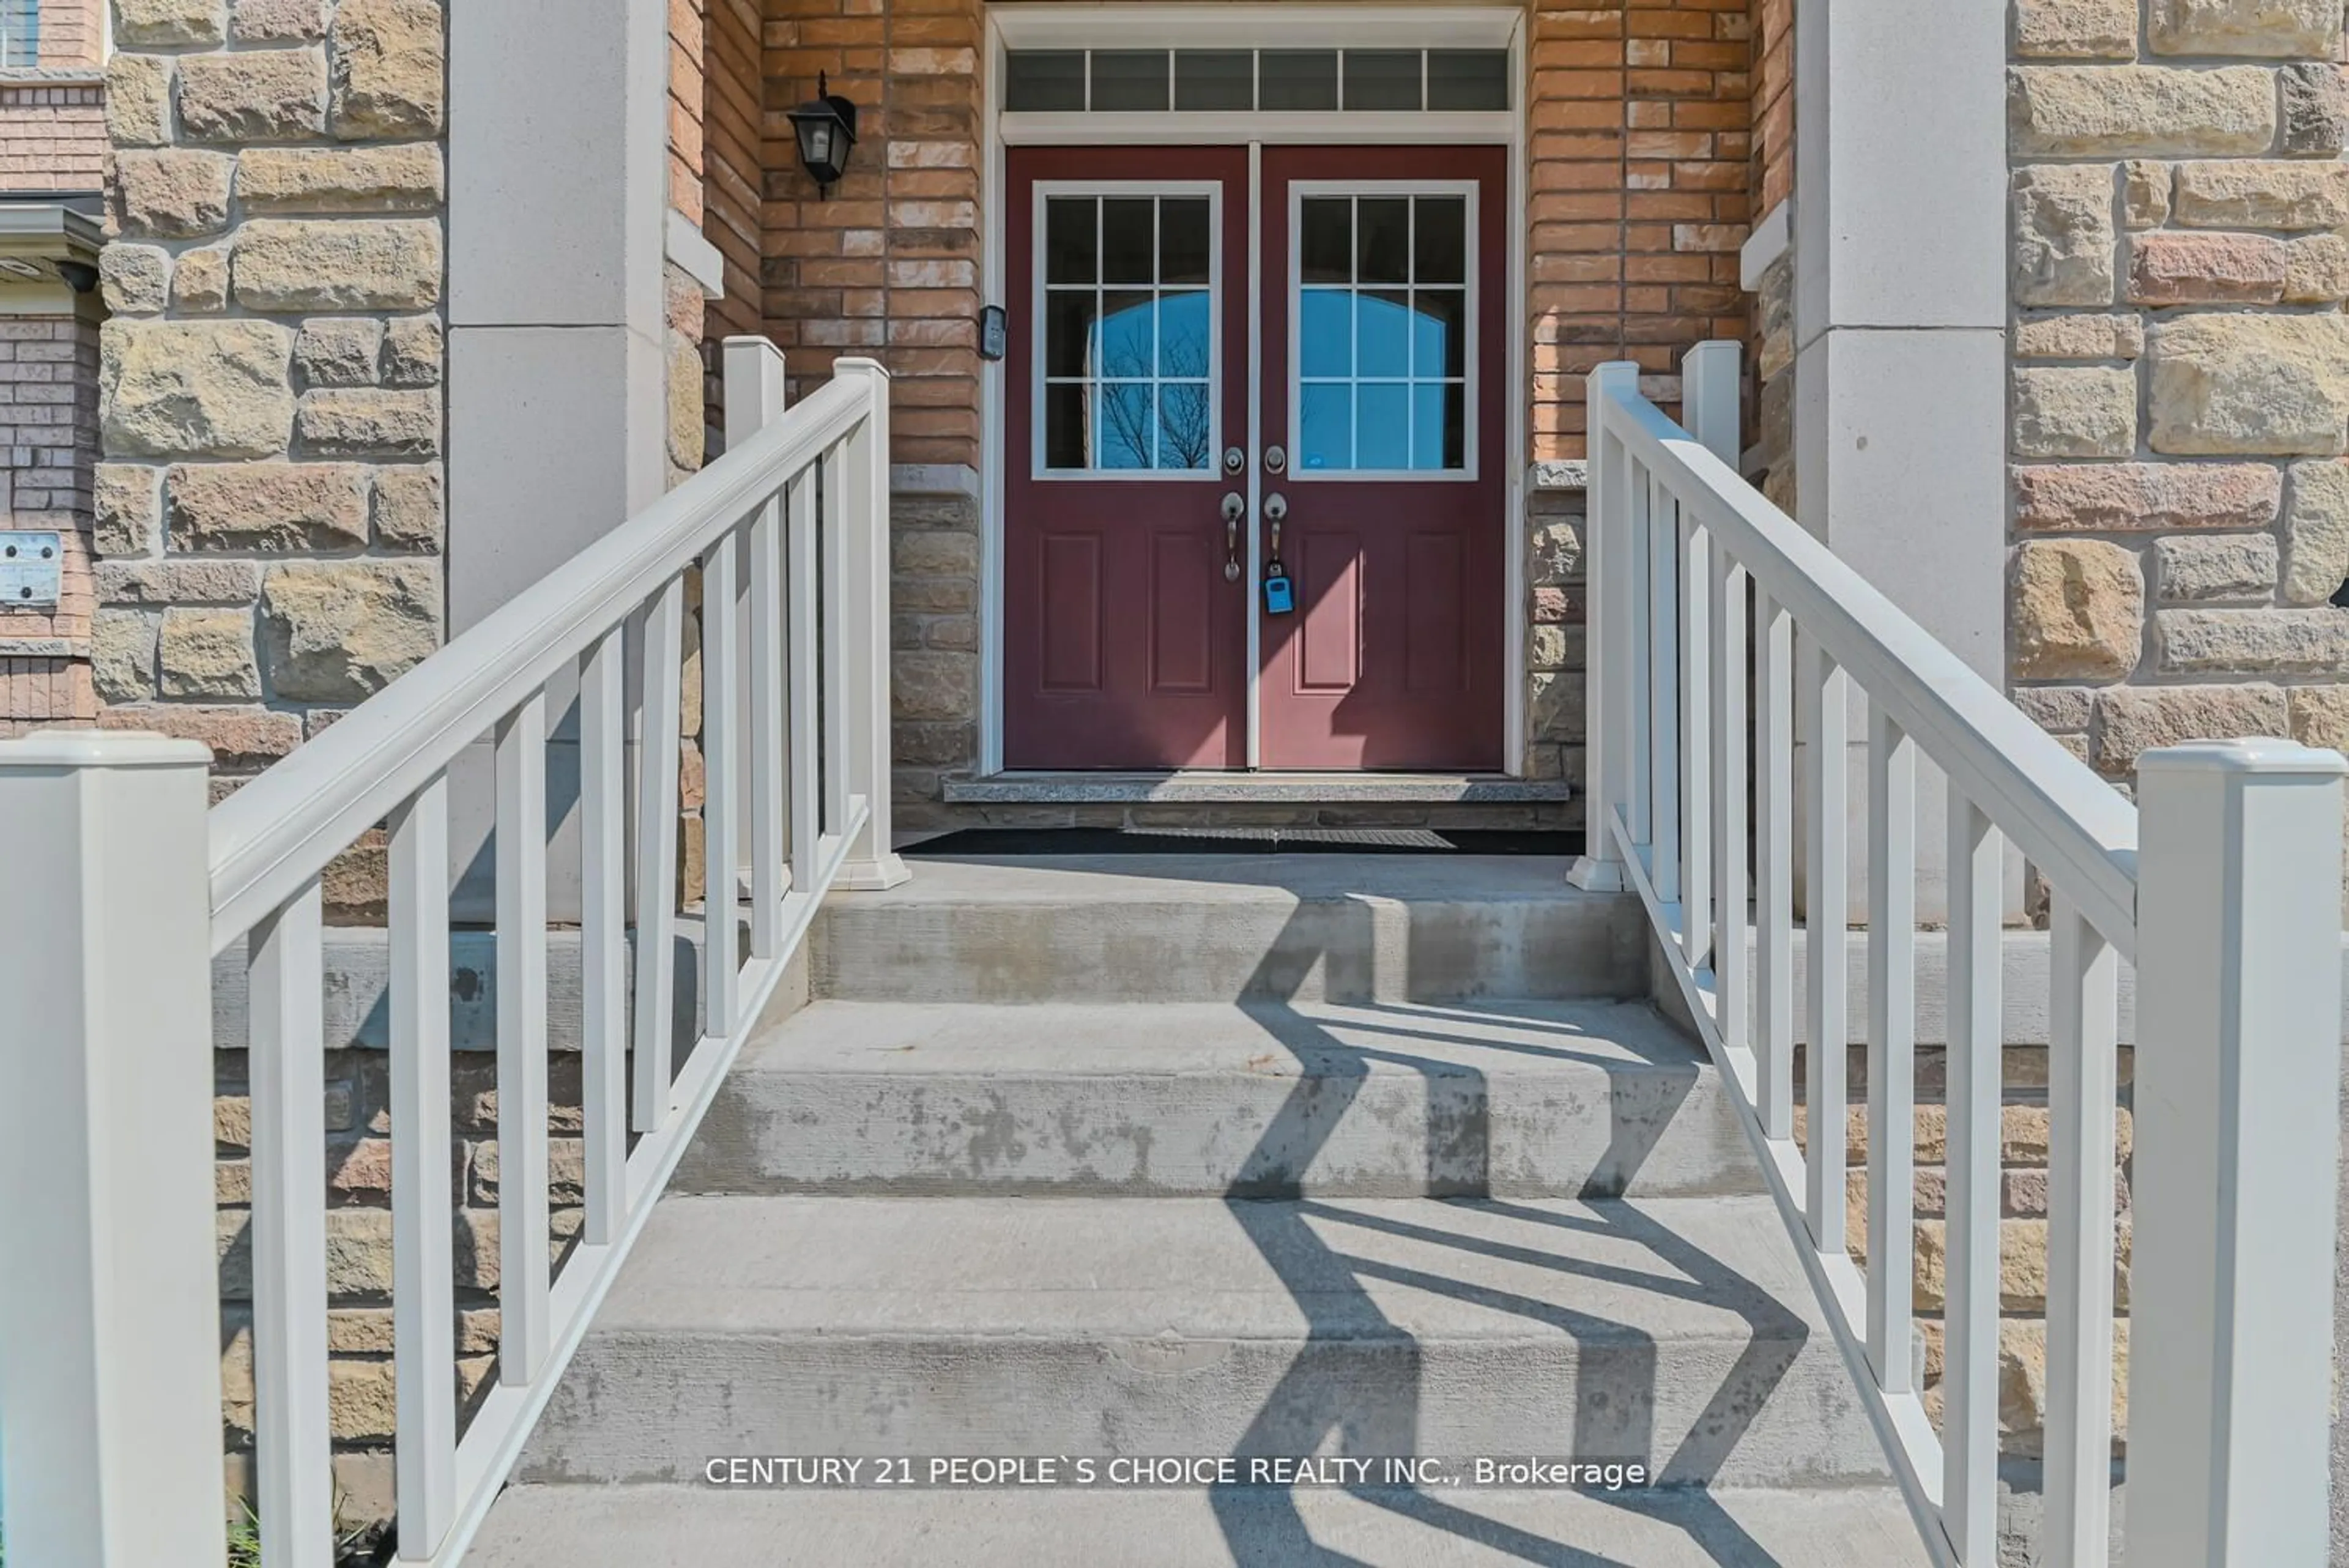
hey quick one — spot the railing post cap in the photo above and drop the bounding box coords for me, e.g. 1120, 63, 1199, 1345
834, 356, 891, 381
721, 334, 785, 361
2136, 737, 2348, 779
0, 729, 212, 771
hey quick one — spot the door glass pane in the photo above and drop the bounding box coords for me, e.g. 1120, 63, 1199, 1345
1157, 289, 1212, 379
1099, 290, 1155, 376
1006, 51, 1086, 112
1090, 51, 1171, 112
1045, 384, 1088, 469
1045, 289, 1099, 377
1047, 197, 1097, 284
1357, 289, 1410, 379
1259, 50, 1338, 110
1159, 199, 1211, 286
1159, 382, 1213, 469
1099, 383, 1156, 469
1357, 199, 1410, 284
1289, 192, 1471, 474
1344, 50, 1422, 111
1427, 50, 1511, 111
1038, 193, 1219, 475
1101, 198, 1156, 284
1299, 385, 1351, 472
1301, 199, 1352, 285
1356, 384, 1409, 464
1175, 50, 1253, 111
1414, 199, 1466, 284
1411, 288, 1466, 379
1299, 288, 1351, 378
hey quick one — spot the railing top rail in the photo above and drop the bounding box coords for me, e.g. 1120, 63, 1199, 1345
1595, 382, 2141, 954
206, 370, 877, 952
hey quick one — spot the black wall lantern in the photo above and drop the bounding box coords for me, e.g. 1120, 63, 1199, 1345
789, 72, 859, 198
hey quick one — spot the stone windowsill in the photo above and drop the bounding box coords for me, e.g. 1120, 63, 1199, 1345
0, 67, 105, 87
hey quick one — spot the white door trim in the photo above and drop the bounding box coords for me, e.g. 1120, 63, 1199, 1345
978, 3, 1528, 777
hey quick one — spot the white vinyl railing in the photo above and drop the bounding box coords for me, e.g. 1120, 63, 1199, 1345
0, 342, 905, 1567
1579, 343, 2344, 1566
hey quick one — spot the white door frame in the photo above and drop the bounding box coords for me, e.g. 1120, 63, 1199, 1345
978, 2, 1529, 775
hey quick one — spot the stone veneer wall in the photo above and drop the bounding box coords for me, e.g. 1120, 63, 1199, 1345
2005, 0, 2349, 908
93, 0, 447, 781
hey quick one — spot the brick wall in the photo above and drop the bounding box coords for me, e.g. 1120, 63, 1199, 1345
34, 0, 106, 68
762, 0, 984, 469
1527, 0, 1750, 461
0, 76, 105, 187
0, 315, 100, 736
703, 0, 763, 344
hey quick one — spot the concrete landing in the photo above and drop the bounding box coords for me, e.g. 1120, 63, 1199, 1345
811, 854, 1646, 1003
470, 1481, 1931, 1566
517, 1194, 1883, 1492
675, 1000, 1759, 1198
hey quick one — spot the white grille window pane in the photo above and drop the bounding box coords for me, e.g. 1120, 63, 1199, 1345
1090, 50, 1171, 112
1041, 195, 1218, 474
0, 0, 37, 67
1006, 51, 1086, 112
1174, 50, 1253, 112
1259, 50, 1338, 111
1428, 50, 1511, 110
1343, 50, 1422, 111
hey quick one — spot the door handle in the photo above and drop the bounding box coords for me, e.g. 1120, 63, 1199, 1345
1220, 491, 1245, 581
1263, 492, 1287, 561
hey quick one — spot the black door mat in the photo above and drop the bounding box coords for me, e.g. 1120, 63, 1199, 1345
902, 827, 1587, 858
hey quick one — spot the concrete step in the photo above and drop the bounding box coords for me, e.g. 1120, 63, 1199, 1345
517, 1194, 1887, 1493
810, 853, 1647, 1004
674, 1000, 1760, 1199
471, 1480, 1932, 1566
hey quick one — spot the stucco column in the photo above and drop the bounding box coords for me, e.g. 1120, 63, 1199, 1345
446, 0, 672, 916
1791, 0, 2008, 921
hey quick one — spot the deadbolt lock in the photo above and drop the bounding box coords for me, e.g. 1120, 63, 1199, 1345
1264, 445, 1287, 475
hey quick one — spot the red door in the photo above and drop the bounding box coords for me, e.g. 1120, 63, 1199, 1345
1258, 146, 1507, 770
1003, 144, 1504, 771
1004, 146, 1250, 768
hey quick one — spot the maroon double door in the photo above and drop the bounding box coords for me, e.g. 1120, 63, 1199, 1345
1004, 144, 1507, 771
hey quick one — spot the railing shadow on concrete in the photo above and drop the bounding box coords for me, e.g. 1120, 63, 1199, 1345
0, 341, 906, 1568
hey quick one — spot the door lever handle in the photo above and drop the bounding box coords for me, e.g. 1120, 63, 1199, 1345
1220, 491, 1245, 581
1263, 492, 1288, 561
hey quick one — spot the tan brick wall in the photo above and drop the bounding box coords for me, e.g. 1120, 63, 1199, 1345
763, 0, 983, 468
34, 0, 106, 69
1528, 0, 1751, 461
703, 0, 763, 343
0, 314, 101, 735
0, 78, 106, 188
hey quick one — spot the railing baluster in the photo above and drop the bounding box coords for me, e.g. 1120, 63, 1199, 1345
1865, 708, 1915, 1392
834, 358, 907, 886
1680, 340, 1738, 970
1754, 589, 1794, 1137
388, 775, 455, 1559
579, 630, 627, 1246
703, 531, 741, 1036
1625, 457, 1653, 850
1679, 491, 1712, 966
1649, 471, 1680, 901
494, 693, 550, 1383
2044, 893, 2118, 1564
788, 466, 822, 890
1802, 631, 1847, 1253
631, 578, 685, 1134
1712, 551, 1749, 1050
750, 482, 787, 953
820, 442, 852, 834
247, 879, 332, 1567
1943, 792, 2002, 1561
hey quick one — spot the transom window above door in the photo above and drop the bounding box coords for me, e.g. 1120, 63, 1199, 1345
1295, 193, 1471, 475
1039, 192, 1219, 474
1004, 48, 1511, 113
